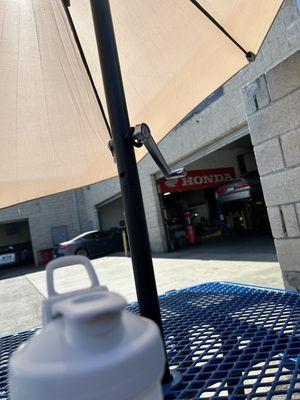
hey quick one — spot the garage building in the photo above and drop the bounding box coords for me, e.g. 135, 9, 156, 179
82, 0, 300, 290
0, 189, 90, 266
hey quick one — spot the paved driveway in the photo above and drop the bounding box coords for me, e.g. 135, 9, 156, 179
0, 234, 283, 336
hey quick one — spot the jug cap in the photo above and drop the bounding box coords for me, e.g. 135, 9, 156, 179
43, 255, 109, 324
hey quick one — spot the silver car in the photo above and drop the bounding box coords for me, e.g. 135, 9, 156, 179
216, 177, 261, 203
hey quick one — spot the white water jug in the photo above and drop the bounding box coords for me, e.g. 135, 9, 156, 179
9, 256, 165, 400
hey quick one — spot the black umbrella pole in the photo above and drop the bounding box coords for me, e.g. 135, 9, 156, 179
90, 0, 172, 384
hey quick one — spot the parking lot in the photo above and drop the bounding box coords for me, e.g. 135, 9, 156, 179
0, 234, 283, 336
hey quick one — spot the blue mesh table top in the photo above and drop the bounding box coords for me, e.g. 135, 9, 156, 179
1, 282, 300, 399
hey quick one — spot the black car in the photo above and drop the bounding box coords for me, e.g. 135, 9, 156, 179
53, 229, 123, 259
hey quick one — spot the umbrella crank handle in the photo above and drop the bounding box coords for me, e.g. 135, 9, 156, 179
131, 123, 186, 180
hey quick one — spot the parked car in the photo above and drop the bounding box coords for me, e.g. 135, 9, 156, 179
0, 246, 16, 266
13, 242, 34, 265
216, 174, 270, 234
215, 176, 262, 203
53, 229, 123, 259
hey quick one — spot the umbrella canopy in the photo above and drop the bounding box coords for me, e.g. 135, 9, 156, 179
70, 0, 282, 150
0, 0, 283, 209
0, 0, 115, 208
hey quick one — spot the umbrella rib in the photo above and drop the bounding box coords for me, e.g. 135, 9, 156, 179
61, 0, 112, 137
188, 0, 255, 62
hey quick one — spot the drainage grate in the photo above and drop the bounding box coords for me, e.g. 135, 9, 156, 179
1, 282, 300, 399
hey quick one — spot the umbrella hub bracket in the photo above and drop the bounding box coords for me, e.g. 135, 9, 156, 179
130, 123, 187, 180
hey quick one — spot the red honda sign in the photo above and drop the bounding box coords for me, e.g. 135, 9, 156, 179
159, 168, 235, 193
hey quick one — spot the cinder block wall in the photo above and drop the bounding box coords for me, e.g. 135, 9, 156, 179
243, 50, 300, 290
136, 0, 300, 253
83, 0, 300, 253
0, 189, 87, 264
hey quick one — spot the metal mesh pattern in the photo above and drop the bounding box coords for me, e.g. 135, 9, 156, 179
1, 282, 300, 399
128, 282, 300, 399
0, 329, 36, 399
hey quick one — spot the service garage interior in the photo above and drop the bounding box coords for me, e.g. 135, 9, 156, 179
158, 135, 271, 251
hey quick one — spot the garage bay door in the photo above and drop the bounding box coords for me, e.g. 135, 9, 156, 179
97, 197, 124, 231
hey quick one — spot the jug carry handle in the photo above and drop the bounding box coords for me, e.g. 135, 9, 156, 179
46, 255, 100, 298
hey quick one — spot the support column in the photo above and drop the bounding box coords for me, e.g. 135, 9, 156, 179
243, 50, 300, 290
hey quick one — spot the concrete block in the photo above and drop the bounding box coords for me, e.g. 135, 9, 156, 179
281, 128, 300, 167
247, 88, 300, 145
287, 19, 300, 49
261, 165, 300, 206
281, 204, 300, 237
254, 49, 273, 76
151, 239, 166, 253
282, 271, 300, 290
254, 138, 285, 176
266, 50, 300, 101
296, 202, 300, 224
243, 75, 270, 116
275, 237, 300, 272
267, 207, 286, 239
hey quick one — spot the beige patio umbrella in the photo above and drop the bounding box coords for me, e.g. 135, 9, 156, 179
70, 0, 283, 152
0, 0, 284, 384
0, 0, 283, 209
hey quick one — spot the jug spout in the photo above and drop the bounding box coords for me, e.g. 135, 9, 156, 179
54, 290, 127, 349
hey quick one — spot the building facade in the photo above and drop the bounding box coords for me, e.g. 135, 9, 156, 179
83, 0, 300, 289
1, 0, 299, 289
0, 189, 91, 265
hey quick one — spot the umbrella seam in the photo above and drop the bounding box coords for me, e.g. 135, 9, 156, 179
54, 1, 109, 152
30, 0, 59, 187
61, 0, 112, 138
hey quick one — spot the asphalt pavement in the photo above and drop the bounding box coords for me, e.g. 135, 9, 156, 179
0, 234, 283, 336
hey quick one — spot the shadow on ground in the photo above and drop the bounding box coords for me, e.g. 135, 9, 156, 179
112, 233, 278, 263
155, 234, 277, 262
0, 264, 44, 281
0, 234, 277, 281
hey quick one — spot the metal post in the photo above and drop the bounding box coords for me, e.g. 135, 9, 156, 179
89, 0, 172, 384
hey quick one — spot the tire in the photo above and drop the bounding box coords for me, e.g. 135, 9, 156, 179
75, 248, 88, 257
